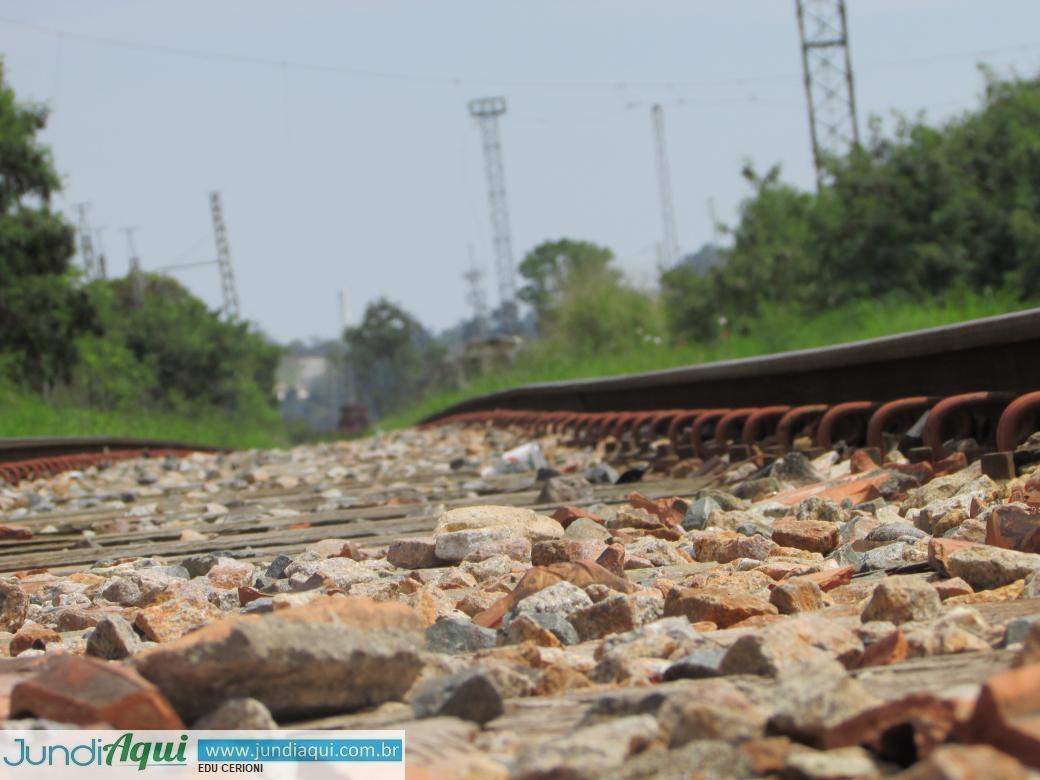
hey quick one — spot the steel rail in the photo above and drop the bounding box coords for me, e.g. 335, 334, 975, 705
420, 308, 1040, 422
0, 437, 227, 485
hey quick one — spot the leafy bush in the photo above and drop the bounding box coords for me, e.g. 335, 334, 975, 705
663, 70, 1040, 342
80, 275, 282, 417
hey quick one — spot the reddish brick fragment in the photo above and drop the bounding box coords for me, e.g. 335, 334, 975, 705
627, 492, 687, 526
551, 506, 603, 528
472, 561, 636, 629
824, 693, 958, 760
10, 622, 61, 655
771, 518, 839, 554
858, 628, 907, 668
773, 473, 888, 507
961, 663, 1040, 768
886, 461, 935, 483
135, 595, 224, 643
934, 578, 973, 600
11, 655, 183, 728
769, 577, 825, 614
664, 587, 777, 628
794, 561, 852, 590
387, 537, 442, 569
0, 525, 32, 541
928, 538, 981, 576
0, 656, 46, 719
238, 586, 266, 606
595, 543, 626, 577
850, 449, 881, 474
531, 538, 608, 567
985, 505, 1040, 554
933, 451, 969, 477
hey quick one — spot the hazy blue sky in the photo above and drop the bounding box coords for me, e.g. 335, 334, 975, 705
2, 1, 1039, 342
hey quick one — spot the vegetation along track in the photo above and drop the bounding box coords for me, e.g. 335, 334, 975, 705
422, 308, 1040, 469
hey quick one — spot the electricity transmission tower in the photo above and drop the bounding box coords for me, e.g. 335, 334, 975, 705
463, 243, 489, 337
75, 203, 98, 280
468, 97, 516, 326
651, 104, 680, 268
795, 0, 860, 187
209, 191, 241, 322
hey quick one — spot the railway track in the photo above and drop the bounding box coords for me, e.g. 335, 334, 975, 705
0, 437, 225, 485
423, 307, 1040, 469
2, 311, 1040, 776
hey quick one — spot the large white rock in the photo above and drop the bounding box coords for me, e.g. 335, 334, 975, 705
434, 505, 564, 541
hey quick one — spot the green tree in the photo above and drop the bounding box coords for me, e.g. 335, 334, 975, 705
82, 275, 281, 416
0, 62, 95, 388
344, 298, 443, 418
518, 239, 616, 333
540, 273, 664, 359
660, 69, 1040, 344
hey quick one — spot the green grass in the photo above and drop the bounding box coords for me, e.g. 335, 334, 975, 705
0, 384, 288, 450
383, 287, 1038, 429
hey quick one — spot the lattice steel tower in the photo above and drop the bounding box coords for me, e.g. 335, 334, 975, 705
468, 97, 517, 319
209, 191, 241, 322
795, 0, 860, 187
75, 203, 98, 280
651, 104, 680, 267
463, 242, 489, 337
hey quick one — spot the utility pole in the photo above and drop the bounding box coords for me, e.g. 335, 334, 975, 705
337, 289, 358, 404
795, 0, 860, 188
651, 104, 680, 268
463, 242, 489, 338
337, 289, 350, 334
468, 96, 516, 329
123, 226, 144, 305
209, 191, 241, 322
707, 198, 720, 245
94, 226, 108, 279
75, 203, 98, 280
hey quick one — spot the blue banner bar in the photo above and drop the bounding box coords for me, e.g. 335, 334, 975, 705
197, 739, 404, 763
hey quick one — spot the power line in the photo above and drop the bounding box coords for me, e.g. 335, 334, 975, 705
154, 236, 209, 270
2, 14, 1036, 95
151, 259, 216, 274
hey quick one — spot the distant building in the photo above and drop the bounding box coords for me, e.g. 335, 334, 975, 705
276, 353, 351, 432
460, 334, 523, 379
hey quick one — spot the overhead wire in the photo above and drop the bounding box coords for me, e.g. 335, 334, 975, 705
1, 14, 1037, 95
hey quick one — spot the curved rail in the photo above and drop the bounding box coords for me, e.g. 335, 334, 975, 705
0, 437, 226, 485
420, 309, 1040, 466
421, 308, 1040, 421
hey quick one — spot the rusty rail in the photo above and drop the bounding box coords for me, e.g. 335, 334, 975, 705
0, 438, 226, 485
420, 309, 1040, 466
421, 308, 1040, 421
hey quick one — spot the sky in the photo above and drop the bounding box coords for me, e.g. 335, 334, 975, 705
2, 1, 1039, 343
